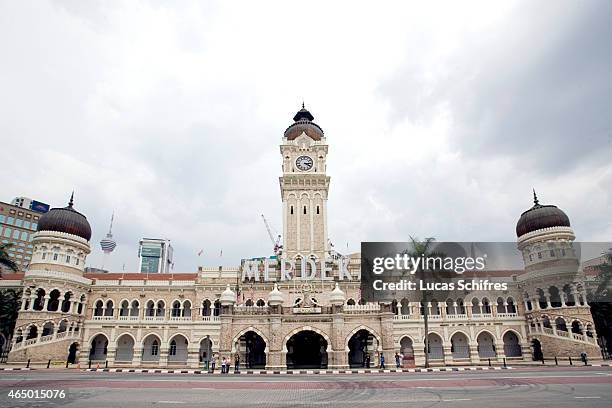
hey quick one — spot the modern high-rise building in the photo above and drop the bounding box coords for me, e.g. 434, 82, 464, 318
10, 196, 50, 213
138, 238, 173, 273
0, 199, 49, 271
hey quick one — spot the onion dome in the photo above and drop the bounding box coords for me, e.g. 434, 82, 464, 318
100, 213, 117, 254
283, 103, 324, 141
219, 284, 236, 306
37, 193, 92, 241
329, 282, 346, 306
267, 283, 284, 306
516, 190, 571, 237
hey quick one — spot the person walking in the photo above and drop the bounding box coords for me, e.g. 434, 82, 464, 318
395, 352, 401, 368
380, 352, 385, 369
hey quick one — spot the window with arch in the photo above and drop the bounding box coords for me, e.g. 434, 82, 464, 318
256, 299, 266, 307
169, 340, 177, 356
303, 206, 307, 214
290, 206, 294, 215
316, 206, 320, 215
151, 340, 159, 356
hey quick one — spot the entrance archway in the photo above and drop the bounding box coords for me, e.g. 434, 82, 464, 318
502, 331, 522, 357
199, 337, 213, 367
237, 331, 266, 369
450, 332, 470, 359
476, 331, 496, 358
89, 334, 108, 361
67, 342, 79, 364
115, 334, 135, 362
168, 334, 189, 365
531, 339, 543, 361
142, 334, 161, 363
286, 330, 328, 369
348, 329, 378, 368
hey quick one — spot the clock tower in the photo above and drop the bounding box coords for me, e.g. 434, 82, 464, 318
280, 105, 330, 261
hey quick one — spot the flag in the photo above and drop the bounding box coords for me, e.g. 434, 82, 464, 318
197, 249, 204, 256
220, 249, 223, 257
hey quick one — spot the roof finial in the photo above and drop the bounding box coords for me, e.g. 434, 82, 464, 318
302, 100, 305, 109
532, 188, 539, 205
68, 191, 74, 208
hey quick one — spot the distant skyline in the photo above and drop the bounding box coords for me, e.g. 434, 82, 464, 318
1, 1, 611, 272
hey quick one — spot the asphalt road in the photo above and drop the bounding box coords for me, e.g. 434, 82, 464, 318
0, 366, 611, 408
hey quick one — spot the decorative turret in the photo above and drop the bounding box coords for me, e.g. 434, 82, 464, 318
329, 283, 346, 306
219, 284, 236, 306
267, 283, 284, 306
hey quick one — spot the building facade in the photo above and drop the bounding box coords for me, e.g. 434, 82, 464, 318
0, 199, 46, 271
3, 107, 602, 368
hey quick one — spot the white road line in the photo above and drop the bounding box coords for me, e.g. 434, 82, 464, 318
158, 401, 186, 404
575, 396, 600, 399
443, 399, 472, 402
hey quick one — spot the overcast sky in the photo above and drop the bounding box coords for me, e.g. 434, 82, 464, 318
1, 0, 611, 272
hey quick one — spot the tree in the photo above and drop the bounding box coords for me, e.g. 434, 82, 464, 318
405, 237, 446, 368
0, 288, 22, 339
589, 250, 612, 356
0, 243, 18, 273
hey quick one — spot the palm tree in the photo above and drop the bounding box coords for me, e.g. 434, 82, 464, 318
405, 237, 446, 368
0, 243, 18, 273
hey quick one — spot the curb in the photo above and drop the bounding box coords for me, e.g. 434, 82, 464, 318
83, 366, 512, 375
0, 368, 32, 371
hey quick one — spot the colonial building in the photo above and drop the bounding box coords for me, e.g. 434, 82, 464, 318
2, 106, 601, 369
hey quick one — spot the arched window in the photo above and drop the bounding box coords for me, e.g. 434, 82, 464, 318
245, 299, 254, 307
303, 206, 307, 214
151, 340, 159, 356
169, 340, 177, 356
202, 300, 211, 316
171, 301, 181, 317
290, 206, 294, 215
346, 299, 355, 306
316, 206, 320, 214
256, 299, 266, 307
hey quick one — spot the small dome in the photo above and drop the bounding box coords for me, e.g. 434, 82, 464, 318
267, 283, 284, 306
219, 284, 236, 306
516, 191, 571, 237
284, 104, 324, 141
37, 193, 92, 241
329, 282, 346, 306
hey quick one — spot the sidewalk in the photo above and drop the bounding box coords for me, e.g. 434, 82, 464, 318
0, 366, 512, 374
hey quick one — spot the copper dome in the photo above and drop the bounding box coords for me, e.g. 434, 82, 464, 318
37, 193, 92, 241
516, 191, 570, 237
283, 105, 324, 141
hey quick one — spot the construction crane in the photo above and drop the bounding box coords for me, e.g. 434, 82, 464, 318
261, 214, 282, 255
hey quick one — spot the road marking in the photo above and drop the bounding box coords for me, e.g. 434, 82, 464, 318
443, 399, 472, 402
575, 396, 600, 399
158, 401, 186, 404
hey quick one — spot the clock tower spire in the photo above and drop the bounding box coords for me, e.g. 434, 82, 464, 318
280, 105, 330, 261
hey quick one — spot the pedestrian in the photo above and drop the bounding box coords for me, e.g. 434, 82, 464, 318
234, 353, 240, 373
365, 353, 371, 368
221, 356, 227, 374
210, 354, 217, 373
380, 352, 385, 369
395, 352, 401, 368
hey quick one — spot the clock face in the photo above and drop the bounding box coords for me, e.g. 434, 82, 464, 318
295, 155, 313, 171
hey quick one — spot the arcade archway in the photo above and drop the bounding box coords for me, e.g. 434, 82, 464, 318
286, 330, 328, 369
237, 331, 266, 369
348, 329, 378, 368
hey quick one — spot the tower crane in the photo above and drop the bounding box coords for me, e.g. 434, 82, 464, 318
261, 214, 282, 256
